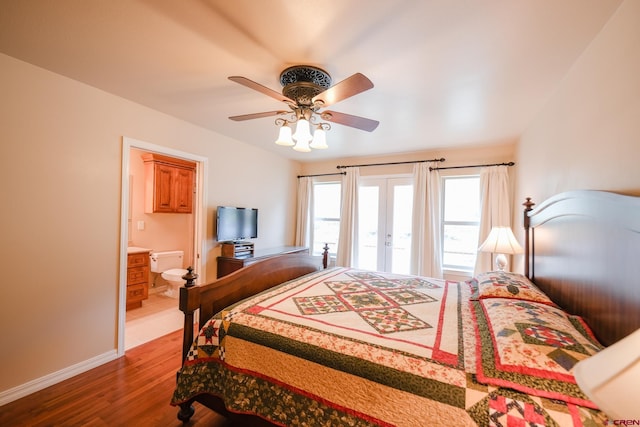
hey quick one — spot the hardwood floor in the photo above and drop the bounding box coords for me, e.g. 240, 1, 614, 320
0, 330, 230, 427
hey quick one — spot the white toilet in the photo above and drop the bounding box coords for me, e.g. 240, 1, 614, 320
149, 250, 188, 298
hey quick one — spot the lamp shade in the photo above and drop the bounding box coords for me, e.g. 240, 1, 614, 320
274, 124, 294, 146
292, 118, 312, 144
293, 138, 311, 152
478, 226, 523, 255
309, 127, 328, 149
573, 328, 640, 419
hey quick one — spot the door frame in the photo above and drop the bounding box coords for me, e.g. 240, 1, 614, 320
117, 136, 208, 356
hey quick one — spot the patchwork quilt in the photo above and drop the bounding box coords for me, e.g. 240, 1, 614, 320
171, 267, 607, 426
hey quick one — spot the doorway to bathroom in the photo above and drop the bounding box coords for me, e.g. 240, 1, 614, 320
118, 137, 207, 356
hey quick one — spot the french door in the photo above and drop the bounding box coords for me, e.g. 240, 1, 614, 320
357, 177, 413, 274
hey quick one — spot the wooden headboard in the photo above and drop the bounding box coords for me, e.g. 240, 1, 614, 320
523, 190, 640, 346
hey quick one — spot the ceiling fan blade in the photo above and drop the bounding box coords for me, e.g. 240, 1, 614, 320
321, 110, 379, 132
229, 111, 288, 121
312, 73, 374, 107
228, 76, 295, 104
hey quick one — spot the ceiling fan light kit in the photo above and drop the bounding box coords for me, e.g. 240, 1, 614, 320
229, 65, 379, 152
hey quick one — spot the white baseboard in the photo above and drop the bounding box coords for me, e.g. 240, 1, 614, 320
0, 349, 118, 406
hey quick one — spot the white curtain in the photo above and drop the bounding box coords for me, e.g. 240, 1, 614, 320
336, 167, 359, 267
410, 162, 443, 278
294, 176, 312, 247
474, 165, 511, 275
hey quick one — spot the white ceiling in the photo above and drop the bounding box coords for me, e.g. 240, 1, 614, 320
0, 0, 622, 161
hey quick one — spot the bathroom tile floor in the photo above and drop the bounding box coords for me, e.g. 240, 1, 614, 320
125, 291, 183, 350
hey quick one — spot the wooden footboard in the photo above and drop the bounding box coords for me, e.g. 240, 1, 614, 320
178, 248, 327, 363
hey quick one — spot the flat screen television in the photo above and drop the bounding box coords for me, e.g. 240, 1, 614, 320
216, 206, 258, 242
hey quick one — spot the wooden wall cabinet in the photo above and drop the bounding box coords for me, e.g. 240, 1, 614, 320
127, 250, 150, 310
142, 153, 196, 213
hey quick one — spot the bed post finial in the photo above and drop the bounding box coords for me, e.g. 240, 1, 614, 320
182, 266, 198, 288
523, 198, 535, 278
322, 244, 329, 269
523, 197, 535, 219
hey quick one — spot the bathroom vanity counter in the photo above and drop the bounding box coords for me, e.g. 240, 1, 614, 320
127, 246, 152, 254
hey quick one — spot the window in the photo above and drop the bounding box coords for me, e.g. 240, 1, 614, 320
441, 176, 480, 272
311, 182, 341, 256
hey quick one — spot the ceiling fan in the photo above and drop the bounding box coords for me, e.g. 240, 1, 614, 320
228, 65, 379, 151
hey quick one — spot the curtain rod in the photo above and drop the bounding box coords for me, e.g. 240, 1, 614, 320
336, 157, 445, 169
297, 172, 346, 178
429, 161, 514, 171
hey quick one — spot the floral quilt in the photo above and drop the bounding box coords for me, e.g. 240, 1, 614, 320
472, 298, 603, 407
171, 267, 607, 426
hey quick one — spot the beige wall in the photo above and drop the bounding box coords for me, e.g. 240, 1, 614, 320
301, 140, 518, 228
0, 53, 300, 395
516, 0, 640, 207
513, 0, 639, 272
301, 140, 517, 178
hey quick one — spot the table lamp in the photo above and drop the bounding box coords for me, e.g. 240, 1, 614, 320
573, 328, 640, 420
478, 226, 523, 271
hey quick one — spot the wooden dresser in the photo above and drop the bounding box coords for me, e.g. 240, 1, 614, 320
126, 249, 150, 310
217, 246, 308, 278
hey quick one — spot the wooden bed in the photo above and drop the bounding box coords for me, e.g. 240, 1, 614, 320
523, 190, 640, 346
172, 190, 640, 425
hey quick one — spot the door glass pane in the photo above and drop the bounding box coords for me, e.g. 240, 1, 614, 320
391, 184, 413, 274
357, 185, 379, 271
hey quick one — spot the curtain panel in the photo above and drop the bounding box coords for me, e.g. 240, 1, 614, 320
294, 176, 312, 247
336, 167, 359, 267
474, 165, 512, 275
410, 162, 443, 278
